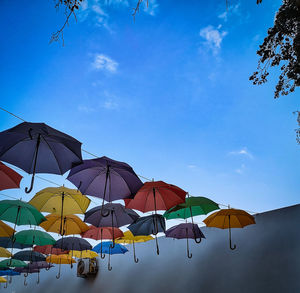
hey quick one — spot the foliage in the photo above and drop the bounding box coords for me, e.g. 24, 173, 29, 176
250, 0, 300, 98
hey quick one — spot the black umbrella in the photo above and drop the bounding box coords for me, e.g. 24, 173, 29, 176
13, 250, 46, 262
0, 237, 31, 249
84, 203, 139, 249
0, 122, 82, 193
54, 236, 92, 251
128, 214, 166, 255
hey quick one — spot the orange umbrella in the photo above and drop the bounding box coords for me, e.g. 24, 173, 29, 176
46, 254, 76, 279
0, 221, 15, 237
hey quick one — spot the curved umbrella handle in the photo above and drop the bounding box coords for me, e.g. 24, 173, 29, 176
24, 272, 28, 278
186, 228, 192, 259
228, 215, 237, 250
24, 275, 27, 286
108, 252, 112, 271
100, 235, 105, 259
37, 271, 40, 285
194, 237, 202, 244
110, 214, 115, 248
25, 134, 41, 194
133, 241, 139, 263
56, 263, 61, 279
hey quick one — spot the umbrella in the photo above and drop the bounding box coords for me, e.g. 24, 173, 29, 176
67, 156, 143, 214
29, 186, 90, 234
68, 250, 98, 259
0, 162, 22, 191
165, 223, 205, 258
0, 247, 12, 258
34, 245, 68, 255
0, 200, 46, 226
14, 267, 40, 286
92, 241, 128, 271
0, 277, 7, 283
128, 214, 166, 255
125, 181, 187, 213
0, 259, 27, 268
203, 208, 256, 250
40, 214, 89, 236
115, 231, 153, 263
0, 270, 20, 276
54, 237, 92, 251
0, 122, 83, 193
81, 226, 124, 259
84, 203, 139, 248
0, 237, 32, 249
14, 230, 56, 246
46, 254, 76, 279
0, 221, 15, 238
163, 196, 220, 221
13, 250, 46, 262
28, 261, 54, 270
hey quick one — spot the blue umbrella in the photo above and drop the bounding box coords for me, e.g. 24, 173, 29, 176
92, 241, 128, 271
0, 269, 20, 276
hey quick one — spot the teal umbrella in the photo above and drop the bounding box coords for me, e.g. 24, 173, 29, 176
0, 200, 46, 226
0, 259, 27, 268
14, 230, 56, 246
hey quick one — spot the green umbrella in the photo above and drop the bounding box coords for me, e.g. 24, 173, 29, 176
0, 259, 27, 268
163, 196, 220, 220
14, 230, 56, 246
0, 200, 46, 226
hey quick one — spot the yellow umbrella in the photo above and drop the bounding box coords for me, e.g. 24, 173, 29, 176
46, 254, 76, 279
203, 208, 255, 250
0, 276, 7, 283
0, 247, 12, 258
29, 186, 91, 215
40, 214, 89, 236
0, 221, 15, 237
68, 250, 98, 259
116, 231, 153, 263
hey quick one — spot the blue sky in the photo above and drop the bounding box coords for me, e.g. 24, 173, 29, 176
0, 0, 299, 218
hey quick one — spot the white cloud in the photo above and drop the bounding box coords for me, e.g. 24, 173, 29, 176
142, 0, 159, 16
229, 147, 253, 159
235, 164, 246, 174
218, 3, 240, 22
92, 54, 118, 73
199, 25, 228, 55
102, 100, 119, 110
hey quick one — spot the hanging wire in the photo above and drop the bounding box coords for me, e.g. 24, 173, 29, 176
0, 106, 258, 214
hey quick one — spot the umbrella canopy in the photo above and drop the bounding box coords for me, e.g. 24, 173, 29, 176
0, 270, 20, 276
13, 250, 46, 262
46, 254, 76, 265
164, 196, 220, 220
128, 214, 166, 255
54, 237, 92, 251
67, 156, 143, 211
0, 200, 46, 226
0, 247, 12, 258
28, 261, 54, 270
0, 277, 7, 283
40, 214, 89, 236
0, 259, 27, 268
0, 221, 15, 238
203, 208, 256, 250
93, 241, 127, 271
29, 186, 90, 216
14, 230, 56, 246
125, 181, 187, 213
34, 245, 68, 255
68, 250, 98, 259
165, 223, 206, 258
14, 267, 40, 274
0, 122, 83, 193
0, 162, 22, 191
115, 231, 153, 263
81, 226, 124, 241
0, 237, 31, 249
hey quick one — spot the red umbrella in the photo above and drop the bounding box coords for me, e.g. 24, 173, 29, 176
81, 226, 124, 259
34, 245, 68, 255
0, 162, 22, 191
125, 181, 187, 213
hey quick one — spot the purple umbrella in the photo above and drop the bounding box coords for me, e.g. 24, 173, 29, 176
67, 156, 143, 215
84, 203, 139, 249
28, 261, 54, 270
0, 122, 83, 193
165, 223, 205, 259
14, 267, 40, 286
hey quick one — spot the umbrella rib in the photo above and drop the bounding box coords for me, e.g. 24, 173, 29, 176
42, 138, 64, 175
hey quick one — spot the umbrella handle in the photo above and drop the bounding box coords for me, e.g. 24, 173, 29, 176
228, 215, 237, 250
194, 237, 202, 244
100, 236, 105, 259
155, 234, 160, 255
8, 276, 12, 284
56, 263, 61, 279
186, 228, 192, 259
108, 252, 112, 271
24, 275, 27, 286
37, 271, 40, 284
133, 241, 139, 263
101, 166, 110, 217
4, 281, 7, 289
24, 272, 28, 278
110, 215, 115, 248
25, 133, 41, 194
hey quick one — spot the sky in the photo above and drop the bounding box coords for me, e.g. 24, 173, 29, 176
0, 0, 299, 226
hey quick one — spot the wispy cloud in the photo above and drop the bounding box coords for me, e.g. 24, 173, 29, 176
77, 105, 96, 113
218, 3, 240, 22
142, 0, 159, 16
199, 25, 228, 55
229, 147, 253, 159
92, 54, 118, 73
235, 164, 246, 174
187, 164, 197, 169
